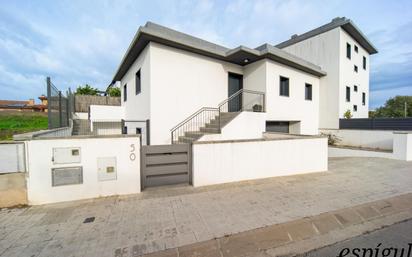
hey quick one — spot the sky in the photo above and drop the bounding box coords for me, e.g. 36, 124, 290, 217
0, 0, 411, 109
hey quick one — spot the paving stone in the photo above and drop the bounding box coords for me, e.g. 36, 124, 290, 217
371, 200, 397, 215
332, 209, 363, 227
283, 219, 317, 241
252, 225, 291, 250
142, 248, 178, 257
178, 239, 220, 257
354, 205, 381, 220
310, 213, 342, 235
219, 233, 259, 257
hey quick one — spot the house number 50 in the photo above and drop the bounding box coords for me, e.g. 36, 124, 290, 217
129, 144, 136, 161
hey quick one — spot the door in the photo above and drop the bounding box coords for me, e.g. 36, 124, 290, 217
228, 73, 243, 112
266, 121, 290, 133
141, 144, 191, 189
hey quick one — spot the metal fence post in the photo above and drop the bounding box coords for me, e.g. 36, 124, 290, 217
58, 91, 62, 127
46, 77, 52, 129
146, 119, 150, 145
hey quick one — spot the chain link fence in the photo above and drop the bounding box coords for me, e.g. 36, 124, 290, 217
47, 77, 74, 129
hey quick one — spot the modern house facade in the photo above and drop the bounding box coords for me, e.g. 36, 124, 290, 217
277, 17, 378, 128
101, 17, 377, 145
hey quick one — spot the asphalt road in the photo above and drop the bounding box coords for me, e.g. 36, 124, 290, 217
300, 219, 412, 257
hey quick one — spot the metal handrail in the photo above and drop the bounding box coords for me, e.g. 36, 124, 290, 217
171, 89, 266, 144
218, 89, 265, 108
171, 107, 218, 131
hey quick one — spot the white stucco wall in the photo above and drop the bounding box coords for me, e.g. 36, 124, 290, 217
89, 105, 124, 122
393, 132, 412, 161
26, 136, 141, 205
264, 60, 320, 135
73, 112, 88, 120
328, 147, 393, 159
282, 28, 341, 129
320, 129, 394, 150
199, 112, 266, 141
149, 42, 243, 145
121, 44, 151, 123
192, 137, 328, 187
339, 28, 370, 119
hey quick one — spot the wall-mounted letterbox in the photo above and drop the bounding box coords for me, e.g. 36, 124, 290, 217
52, 166, 83, 186
52, 147, 81, 164
97, 157, 117, 181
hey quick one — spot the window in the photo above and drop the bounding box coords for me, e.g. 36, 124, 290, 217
279, 76, 289, 97
353, 105, 357, 112
135, 70, 141, 95
305, 83, 312, 100
346, 86, 350, 102
354, 45, 358, 53
123, 84, 127, 102
122, 126, 128, 134
136, 128, 142, 134
362, 92, 366, 105
363, 56, 367, 70
354, 65, 358, 73
346, 43, 351, 59
354, 85, 358, 92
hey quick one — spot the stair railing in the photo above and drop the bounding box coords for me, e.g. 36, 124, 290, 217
171, 89, 265, 144
171, 107, 219, 144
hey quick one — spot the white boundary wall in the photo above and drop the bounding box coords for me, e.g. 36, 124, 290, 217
393, 132, 412, 161
199, 112, 266, 142
192, 137, 328, 187
320, 129, 394, 150
0, 142, 25, 174
328, 147, 393, 159
26, 136, 141, 205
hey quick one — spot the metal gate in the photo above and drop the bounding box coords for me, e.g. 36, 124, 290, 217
141, 144, 191, 189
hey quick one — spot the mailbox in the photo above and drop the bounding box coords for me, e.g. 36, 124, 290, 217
97, 157, 117, 181
53, 147, 81, 164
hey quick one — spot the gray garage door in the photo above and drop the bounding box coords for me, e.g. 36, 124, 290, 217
266, 121, 290, 133
141, 144, 191, 189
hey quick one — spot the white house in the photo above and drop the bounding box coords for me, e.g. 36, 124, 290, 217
100, 17, 377, 145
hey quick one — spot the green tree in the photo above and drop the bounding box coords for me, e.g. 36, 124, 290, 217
343, 109, 352, 119
374, 96, 412, 118
75, 84, 99, 95
106, 86, 121, 97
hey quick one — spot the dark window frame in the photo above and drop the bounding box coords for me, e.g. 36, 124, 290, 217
346, 86, 351, 102
346, 43, 351, 59
362, 92, 366, 106
354, 45, 358, 53
354, 65, 358, 73
353, 105, 358, 112
136, 127, 142, 134
279, 76, 290, 97
123, 84, 127, 102
305, 83, 312, 101
135, 69, 141, 95
354, 85, 358, 92
363, 56, 367, 70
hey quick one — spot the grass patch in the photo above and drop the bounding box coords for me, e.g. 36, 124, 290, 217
0, 111, 48, 140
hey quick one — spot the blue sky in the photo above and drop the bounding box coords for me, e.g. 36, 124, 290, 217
0, 0, 411, 109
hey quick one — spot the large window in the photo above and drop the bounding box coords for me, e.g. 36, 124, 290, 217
305, 83, 312, 100
362, 92, 366, 105
346, 43, 351, 59
279, 76, 289, 97
363, 56, 367, 70
135, 70, 141, 95
346, 86, 350, 102
123, 84, 127, 102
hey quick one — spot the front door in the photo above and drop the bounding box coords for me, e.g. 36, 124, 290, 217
228, 73, 243, 112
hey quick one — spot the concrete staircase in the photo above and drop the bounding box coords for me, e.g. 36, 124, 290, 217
177, 112, 238, 143
72, 119, 92, 136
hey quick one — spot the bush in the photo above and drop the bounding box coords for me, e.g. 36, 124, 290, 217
321, 133, 341, 146
343, 109, 352, 119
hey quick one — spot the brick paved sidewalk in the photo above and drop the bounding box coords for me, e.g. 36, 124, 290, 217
0, 157, 412, 257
